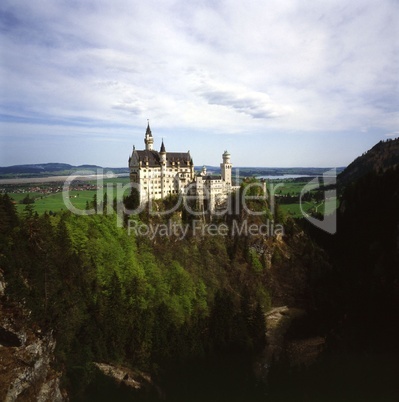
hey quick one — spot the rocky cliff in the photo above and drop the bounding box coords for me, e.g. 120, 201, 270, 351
0, 272, 67, 401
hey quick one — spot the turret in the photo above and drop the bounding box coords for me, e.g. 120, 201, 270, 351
222, 150, 231, 164
160, 139, 166, 164
221, 150, 232, 186
144, 121, 154, 150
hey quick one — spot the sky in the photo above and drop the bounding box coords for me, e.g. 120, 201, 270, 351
0, 0, 398, 167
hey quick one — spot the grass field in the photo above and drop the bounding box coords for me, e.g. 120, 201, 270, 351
322, 197, 337, 215
279, 197, 337, 218
270, 180, 313, 218
269, 180, 310, 196
5, 176, 132, 215
269, 178, 338, 219
279, 201, 314, 218
14, 190, 98, 215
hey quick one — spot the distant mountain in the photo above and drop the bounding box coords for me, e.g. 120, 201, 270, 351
0, 163, 129, 177
0, 163, 75, 174
338, 138, 399, 188
77, 164, 102, 169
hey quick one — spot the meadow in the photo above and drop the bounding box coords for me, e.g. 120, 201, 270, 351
6, 177, 131, 215
5, 176, 336, 219
268, 178, 337, 218
279, 197, 337, 218
269, 179, 311, 196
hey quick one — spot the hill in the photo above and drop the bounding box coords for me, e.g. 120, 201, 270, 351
0, 163, 101, 175
338, 137, 399, 188
0, 163, 129, 177
0, 163, 74, 174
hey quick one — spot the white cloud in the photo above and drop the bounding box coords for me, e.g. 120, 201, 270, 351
0, 0, 398, 166
198, 81, 291, 120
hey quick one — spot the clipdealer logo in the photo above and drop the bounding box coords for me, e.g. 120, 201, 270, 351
61, 168, 337, 237
299, 168, 337, 234
127, 219, 284, 241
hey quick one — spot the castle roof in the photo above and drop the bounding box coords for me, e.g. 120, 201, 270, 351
131, 123, 193, 168
134, 149, 192, 168
145, 122, 152, 137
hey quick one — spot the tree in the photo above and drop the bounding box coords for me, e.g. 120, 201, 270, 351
23, 202, 35, 219
124, 187, 140, 212
0, 193, 18, 234
21, 193, 35, 204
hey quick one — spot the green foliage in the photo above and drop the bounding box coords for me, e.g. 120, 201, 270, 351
21, 193, 35, 204
338, 136, 399, 189
0, 193, 19, 235
1, 192, 274, 398
239, 178, 268, 216
248, 248, 263, 273
123, 187, 140, 212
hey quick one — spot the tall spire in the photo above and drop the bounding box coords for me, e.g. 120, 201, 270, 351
144, 120, 154, 150
160, 138, 166, 164
145, 120, 152, 137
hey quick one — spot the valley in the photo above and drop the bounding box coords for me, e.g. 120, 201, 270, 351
0, 139, 398, 401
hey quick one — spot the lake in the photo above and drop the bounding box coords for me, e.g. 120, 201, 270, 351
257, 174, 316, 180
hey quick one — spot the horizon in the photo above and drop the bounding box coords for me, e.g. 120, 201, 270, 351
1, 1, 398, 167
0, 161, 348, 170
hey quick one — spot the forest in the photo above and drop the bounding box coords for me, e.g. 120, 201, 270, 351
0, 185, 275, 400
1, 141, 399, 401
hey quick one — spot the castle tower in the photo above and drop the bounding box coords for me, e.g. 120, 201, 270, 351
144, 121, 154, 150
159, 139, 167, 198
221, 150, 232, 186
160, 139, 166, 164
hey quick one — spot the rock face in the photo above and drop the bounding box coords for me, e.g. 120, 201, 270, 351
0, 273, 67, 401
94, 362, 164, 399
256, 306, 305, 373
255, 306, 325, 381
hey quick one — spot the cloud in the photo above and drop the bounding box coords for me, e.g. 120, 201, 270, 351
112, 101, 143, 115
199, 83, 290, 120
0, 0, 398, 166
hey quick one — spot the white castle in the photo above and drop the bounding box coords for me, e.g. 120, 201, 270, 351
128, 123, 235, 212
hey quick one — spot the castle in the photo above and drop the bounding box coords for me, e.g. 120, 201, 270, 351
128, 123, 234, 212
